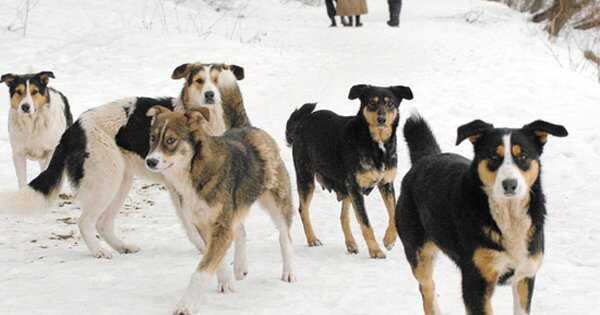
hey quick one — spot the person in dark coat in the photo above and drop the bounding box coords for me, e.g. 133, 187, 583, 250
325, 0, 349, 27
387, 0, 402, 27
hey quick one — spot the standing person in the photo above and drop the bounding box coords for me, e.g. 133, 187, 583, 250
325, 0, 349, 27
336, 0, 368, 27
387, 0, 402, 27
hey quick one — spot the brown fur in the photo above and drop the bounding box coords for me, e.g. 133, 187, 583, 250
522, 160, 540, 189
478, 160, 497, 188
412, 242, 440, 315
10, 83, 49, 110
362, 106, 397, 143
340, 198, 358, 254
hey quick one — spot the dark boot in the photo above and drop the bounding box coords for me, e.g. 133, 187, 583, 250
330, 17, 337, 27
355, 15, 363, 27
387, 0, 401, 27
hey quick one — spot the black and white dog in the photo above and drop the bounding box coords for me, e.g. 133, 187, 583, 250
1, 71, 72, 188
1, 63, 247, 276
396, 114, 567, 315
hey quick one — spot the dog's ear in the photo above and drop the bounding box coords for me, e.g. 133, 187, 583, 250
389, 85, 413, 101
348, 84, 370, 100
146, 105, 171, 125
171, 63, 192, 80
456, 119, 494, 145
185, 107, 210, 130
229, 65, 244, 80
522, 120, 568, 145
0, 73, 17, 87
36, 71, 55, 85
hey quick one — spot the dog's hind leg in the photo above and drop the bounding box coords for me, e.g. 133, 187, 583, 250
378, 182, 398, 250
233, 223, 248, 280
78, 188, 120, 259
260, 189, 296, 283
295, 164, 320, 247
340, 198, 358, 254
96, 172, 140, 254
174, 210, 236, 315
347, 183, 385, 259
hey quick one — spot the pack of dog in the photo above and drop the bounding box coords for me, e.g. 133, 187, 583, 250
396, 114, 567, 315
1, 71, 72, 188
0, 63, 249, 268
285, 84, 413, 258
145, 106, 296, 314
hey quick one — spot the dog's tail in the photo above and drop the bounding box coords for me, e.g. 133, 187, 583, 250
285, 103, 316, 146
0, 121, 86, 215
403, 113, 441, 164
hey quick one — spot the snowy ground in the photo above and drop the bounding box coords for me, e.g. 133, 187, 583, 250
0, 0, 599, 314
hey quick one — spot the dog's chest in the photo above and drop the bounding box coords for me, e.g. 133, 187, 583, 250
8, 109, 63, 159
354, 151, 396, 192
165, 168, 218, 226
487, 198, 543, 281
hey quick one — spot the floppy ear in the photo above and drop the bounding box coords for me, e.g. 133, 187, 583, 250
389, 85, 414, 100
229, 65, 244, 80
171, 63, 192, 80
348, 84, 369, 100
522, 120, 568, 144
0, 73, 17, 86
456, 119, 494, 145
36, 71, 55, 85
185, 107, 210, 130
146, 105, 171, 125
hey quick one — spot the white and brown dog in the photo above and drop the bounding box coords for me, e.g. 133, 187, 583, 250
1, 71, 73, 188
0, 63, 250, 281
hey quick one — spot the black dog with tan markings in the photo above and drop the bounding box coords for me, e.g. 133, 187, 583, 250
286, 84, 413, 258
396, 114, 568, 315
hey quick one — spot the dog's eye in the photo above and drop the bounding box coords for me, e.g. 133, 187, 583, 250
15, 91, 22, 96
196, 78, 204, 84
516, 153, 528, 161
166, 137, 177, 145
490, 154, 501, 161
150, 135, 157, 142
31, 90, 38, 96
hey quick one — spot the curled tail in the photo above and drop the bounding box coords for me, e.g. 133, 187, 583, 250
0, 121, 86, 214
403, 113, 441, 164
285, 103, 316, 146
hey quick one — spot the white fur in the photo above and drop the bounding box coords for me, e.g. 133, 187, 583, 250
175, 271, 211, 315
8, 85, 69, 188
492, 135, 528, 200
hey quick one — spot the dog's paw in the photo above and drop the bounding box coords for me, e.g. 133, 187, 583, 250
368, 248, 386, 259
118, 243, 141, 254
234, 267, 248, 281
173, 304, 196, 315
92, 247, 113, 259
307, 238, 322, 247
383, 230, 397, 250
345, 241, 359, 254
217, 276, 235, 293
281, 271, 297, 283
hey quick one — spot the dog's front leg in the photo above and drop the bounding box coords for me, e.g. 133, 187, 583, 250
174, 211, 235, 315
12, 152, 27, 188
167, 184, 207, 254
347, 181, 386, 259
512, 277, 535, 315
461, 266, 496, 315
378, 182, 397, 250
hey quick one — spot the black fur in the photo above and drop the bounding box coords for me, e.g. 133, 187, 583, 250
396, 114, 568, 314
285, 102, 316, 146
115, 97, 175, 158
29, 121, 88, 193
49, 87, 73, 127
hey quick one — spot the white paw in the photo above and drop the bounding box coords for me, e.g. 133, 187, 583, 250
172, 302, 198, 315
234, 265, 248, 281
217, 272, 235, 293
281, 270, 297, 283
118, 243, 141, 254
92, 247, 113, 259
174, 272, 209, 314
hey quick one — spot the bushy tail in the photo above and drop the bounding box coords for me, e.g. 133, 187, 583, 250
403, 113, 441, 164
0, 122, 82, 215
285, 103, 316, 146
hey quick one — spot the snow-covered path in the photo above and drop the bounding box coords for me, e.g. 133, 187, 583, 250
0, 0, 598, 314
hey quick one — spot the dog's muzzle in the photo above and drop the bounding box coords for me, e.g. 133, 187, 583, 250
145, 158, 159, 170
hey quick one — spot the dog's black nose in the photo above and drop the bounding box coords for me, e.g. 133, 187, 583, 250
502, 178, 518, 195
377, 116, 386, 124
146, 158, 158, 169
21, 103, 30, 113
204, 91, 215, 99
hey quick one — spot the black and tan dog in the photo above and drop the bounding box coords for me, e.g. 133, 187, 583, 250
286, 84, 413, 258
396, 114, 568, 315
144, 106, 295, 315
